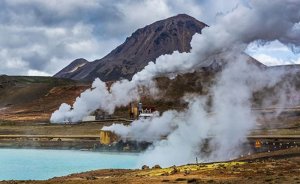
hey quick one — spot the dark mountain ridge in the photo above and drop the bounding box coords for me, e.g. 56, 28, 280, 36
56, 14, 293, 82
54, 14, 208, 81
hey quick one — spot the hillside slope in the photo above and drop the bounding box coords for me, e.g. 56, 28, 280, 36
54, 14, 208, 81
0, 75, 89, 122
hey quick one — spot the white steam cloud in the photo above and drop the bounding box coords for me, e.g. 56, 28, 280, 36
51, 0, 300, 166
104, 56, 288, 167
50, 78, 157, 122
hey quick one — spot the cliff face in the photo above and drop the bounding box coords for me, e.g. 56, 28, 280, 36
54, 14, 207, 81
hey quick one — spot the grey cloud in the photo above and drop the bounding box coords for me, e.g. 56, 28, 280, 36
0, 0, 246, 76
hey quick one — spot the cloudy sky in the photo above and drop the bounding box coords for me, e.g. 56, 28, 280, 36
0, 0, 299, 76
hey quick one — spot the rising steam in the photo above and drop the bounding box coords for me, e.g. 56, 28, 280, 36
51, 0, 300, 166
104, 56, 288, 167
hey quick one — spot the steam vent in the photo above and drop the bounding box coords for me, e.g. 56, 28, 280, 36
1, 1, 300, 183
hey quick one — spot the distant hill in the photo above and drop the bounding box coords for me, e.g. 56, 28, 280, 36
0, 75, 89, 122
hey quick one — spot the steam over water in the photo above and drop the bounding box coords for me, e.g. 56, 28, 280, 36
0, 149, 139, 180
51, 0, 300, 167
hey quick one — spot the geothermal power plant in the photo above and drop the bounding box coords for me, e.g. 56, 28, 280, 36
1, 1, 300, 183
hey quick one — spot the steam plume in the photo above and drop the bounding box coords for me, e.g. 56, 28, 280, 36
50, 78, 157, 123
104, 55, 288, 167
51, 0, 300, 166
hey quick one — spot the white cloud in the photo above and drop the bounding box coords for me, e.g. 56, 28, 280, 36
106, 0, 204, 37
252, 53, 300, 66
0, 49, 27, 69
247, 40, 290, 53
27, 69, 51, 76
246, 40, 300, 66
0, 0, 196, 76
3, 0, 297, 76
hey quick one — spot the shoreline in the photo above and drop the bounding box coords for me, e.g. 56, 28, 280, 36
0, 135, 148, 153
1, 134, 300, 151
0, 148, 299, 183
0, 148, 140, 181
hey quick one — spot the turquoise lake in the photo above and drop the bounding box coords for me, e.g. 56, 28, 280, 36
0, 149, 139, 180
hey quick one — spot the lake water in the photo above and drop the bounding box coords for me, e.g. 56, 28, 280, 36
0, 149, 139, 180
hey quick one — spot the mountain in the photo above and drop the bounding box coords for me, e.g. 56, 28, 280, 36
54, 14, 208, 81
55, 58, 88, 78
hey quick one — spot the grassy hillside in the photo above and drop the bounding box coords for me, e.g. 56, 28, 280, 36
0, 75, 90, 122
1, 65, 300, 123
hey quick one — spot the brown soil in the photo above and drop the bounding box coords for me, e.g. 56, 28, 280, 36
0, 84, 90, 123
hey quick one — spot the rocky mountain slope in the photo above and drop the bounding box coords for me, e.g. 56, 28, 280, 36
2, 14, 299, 123
54, 14, 208, 81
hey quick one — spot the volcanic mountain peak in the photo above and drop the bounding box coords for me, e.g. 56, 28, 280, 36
108, 14, 207, 58
54, 14, 207, 81
55, 58, 88, 77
